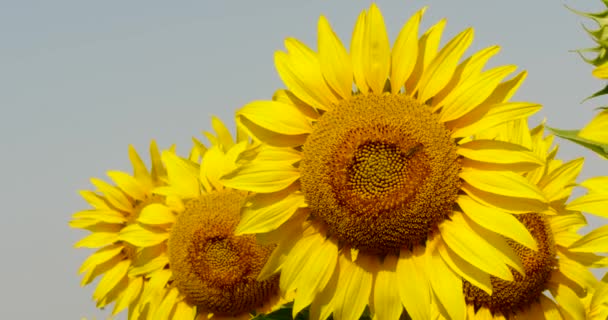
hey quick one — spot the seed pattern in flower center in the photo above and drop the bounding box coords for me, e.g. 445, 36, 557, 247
168, 189, 279, 315
301, 94, 461, 254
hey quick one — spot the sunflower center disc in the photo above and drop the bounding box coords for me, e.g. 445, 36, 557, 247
463, 213, 557, 317
168, 189, 279, 315
300, 94, 461, 254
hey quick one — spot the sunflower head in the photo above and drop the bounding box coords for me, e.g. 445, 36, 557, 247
139, 117, 286, 319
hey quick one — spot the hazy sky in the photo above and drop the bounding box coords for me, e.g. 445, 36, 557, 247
2, 1, 608, 319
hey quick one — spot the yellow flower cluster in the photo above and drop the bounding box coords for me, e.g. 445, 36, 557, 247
71, 4, 608, 320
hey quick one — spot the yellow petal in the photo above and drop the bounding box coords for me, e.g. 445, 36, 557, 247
161, 151, 200, 198
568, 224, 608, 252
156, 287, 180, 320
72, 209, 126, 225
333, 254, 373, 320
200, 146, 224, 191
211, 115, 234, 150
539, 158, 584, 203
351, 10, 369, 93
362, 4, 390, 93
581, 176, 608, 193
249, 145, 302, 165
137, 204, 175, 225
592, 62, 608, 79
556, 258, 597, 296
462, 183, 548, 214
292, 236, 339, 317
237, 116, 308, 148
75, 230, 120, 248
128, 144, 153, 188
173, 300, 197, 319
78, 244, 123, 274
238, 100, 313, 135
91, 178, 132, 213
280, 233, 323, 293
390, 7, 426, 93
579, 109, 608, 144
549, 213, 587, 234
539, 294, 561, 320
567, 193, 608, 218
548, 283, 585, 320
427, 245, 465, 320
373, 255, 403, 320
221, 163, 300, 193
439, 65, 516, 122
107, 170, 147, 201
129, 251, 169, 276
439, 213, 514, 281
93, 259, 130, 301
318, 15, 352, 99
118, 224, 168, 247
457, 139, 543, 166
451, 102, 541, 138
149, 140, 166, 181
416, 28, 474, 103
437, 241, 493, 295
397, 246, 430, 320
458, 195, 537, 250
460, 168, 546, 202
405, 19, 446, 93
236, 190, 305, 235
80, 254, 123, 286
112, 276, 143, 316
276, 38, 337, 111
79, 190, 110, 210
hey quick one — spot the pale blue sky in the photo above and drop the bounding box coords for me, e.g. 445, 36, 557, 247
2, 1, 608, 318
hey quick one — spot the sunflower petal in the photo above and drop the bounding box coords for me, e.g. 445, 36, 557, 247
458, 195, 537, 250
427, 244, 465, 320
137, 204, 175, 225
440, 213, 515, 281
437, 240, 493, 295
75, 230, 120, 248
567, 193, 608, 218
211, 116, 234, 150
462, 183, 549, 214
405, 19, 446, 93
276, 39, 337, 111
417, 28, 474, 103
579, 109, 608, 143
460, 168, 546, 202
221, 163, 299, 193
390, 7, 426, 93
361, 4, 390, 94
72, 209, 126, 225
91, 178, 132, 213
118, 224, 168, 247
292, 236, 339, 317
318, 16, 352, 99
396, 246, 430, 320
539, 294, 561, 320
237, 116, 308, 148
439, 65, 516, 122
78, 244, 123, 274
548, 283, 585, 320
161, 151, 200, 198
128, 144, 152, 187
539, 158, 584, 203
238, 100, 313, 135
451, 102, 541, 138
333, 254, 373, 320
93, 259, 130, 301
112, 276, 143, 316
580, 176, 608, 193
236, 191, 305, 235
373, 255, 403, 320
457, 139, 543, 166
568, 224, 608, 252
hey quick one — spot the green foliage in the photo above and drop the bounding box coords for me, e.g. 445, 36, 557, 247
548, 127, 608, 158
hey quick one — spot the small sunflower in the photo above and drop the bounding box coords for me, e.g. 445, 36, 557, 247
71, 141, 170, 318
134, 117, 289, 319
452, 120, 608, 319
223, 4, 549, 320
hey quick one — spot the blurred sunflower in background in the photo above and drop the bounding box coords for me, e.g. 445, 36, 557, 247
72, 118, 290, 319
584, 273, 608, 319
70, 141, 171, 318
134, 117, 289, 319
222, 4, 552, 319
445, 120, 608, 319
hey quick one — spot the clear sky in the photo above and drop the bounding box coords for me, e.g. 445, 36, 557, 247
2, 1, 608, 319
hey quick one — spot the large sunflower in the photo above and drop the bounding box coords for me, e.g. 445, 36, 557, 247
133, 118, 289, 319
223, 4, 550, 320
71, 141, 170, 318
453, 120, 608, 319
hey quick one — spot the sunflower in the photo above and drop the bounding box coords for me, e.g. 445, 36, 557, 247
222, 4, 551, 320
71, 141, 170, 318
449, 121, 608, 319
132, 117, 289, 319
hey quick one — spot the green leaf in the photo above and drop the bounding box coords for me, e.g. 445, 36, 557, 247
548, 127, 608, 158
584, 83, 608, 101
